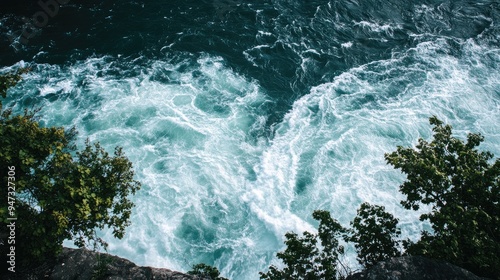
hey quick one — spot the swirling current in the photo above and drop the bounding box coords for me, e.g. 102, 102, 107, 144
1, 1, 499, 279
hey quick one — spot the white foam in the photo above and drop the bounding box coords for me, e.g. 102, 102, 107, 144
4, 35, 500, 279
341, 41, 353, 48
242, 35, 500, 271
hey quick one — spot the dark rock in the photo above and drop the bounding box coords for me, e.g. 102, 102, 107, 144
346, 256, 489, 280
48, 247, 206, 280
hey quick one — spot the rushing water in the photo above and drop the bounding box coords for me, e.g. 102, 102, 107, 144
1, 0, 499, 278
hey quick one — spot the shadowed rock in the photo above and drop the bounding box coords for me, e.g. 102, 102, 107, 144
49, 248, 206, 280
346, 256, 490, 280
1, 247, 206, 280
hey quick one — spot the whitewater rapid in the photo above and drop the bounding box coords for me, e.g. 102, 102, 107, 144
1, 1, 499, 279
2, 34, 498, 279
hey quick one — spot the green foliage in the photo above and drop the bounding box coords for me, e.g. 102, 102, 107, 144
385, 116, 500, 278
0, 68, 29, 100
188, 263, 229, 280
347, 202, 401, 268
3, 70, 497, 279
260, 205, 401, 279
260, 210, 347, 280
262, 117, 499, 279
0, 72, 141, 267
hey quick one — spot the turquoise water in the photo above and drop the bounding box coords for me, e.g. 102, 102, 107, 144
1, 1, 499, 278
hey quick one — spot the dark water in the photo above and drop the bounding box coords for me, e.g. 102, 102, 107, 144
1, 1, 499, 279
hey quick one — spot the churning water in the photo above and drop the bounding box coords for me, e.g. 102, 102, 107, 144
1, 0, 499, 278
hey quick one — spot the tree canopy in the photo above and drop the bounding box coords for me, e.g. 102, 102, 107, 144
385, 116, 500, 278
0, 71, 141, 270
347, 203, 401, 269
188, 263, 229, 280
2, 70, 498, 279
260, 116, 500, 279
260, 210, 348, 280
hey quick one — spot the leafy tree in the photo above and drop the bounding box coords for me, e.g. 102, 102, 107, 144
260, 205, 401, 280
347, 202, 401, 268
260, 210, 348, 280
188, 263, 229, 280
0, 68, 29, 109
385, 116, 500, 279
0, 71, 141, 269
261, 117, 499, 279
